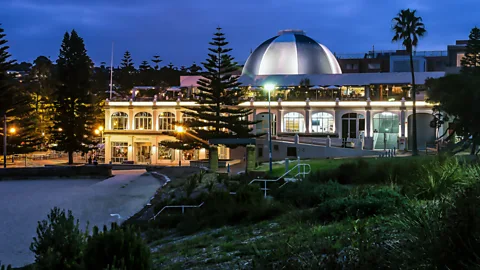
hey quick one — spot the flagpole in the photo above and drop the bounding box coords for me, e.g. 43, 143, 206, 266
109, 42, 114, 100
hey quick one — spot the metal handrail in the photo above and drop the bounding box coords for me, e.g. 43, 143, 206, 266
249, 163, 311, 197
150, 202, 204, 221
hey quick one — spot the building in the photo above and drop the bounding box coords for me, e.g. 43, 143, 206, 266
104, 29, 445, 164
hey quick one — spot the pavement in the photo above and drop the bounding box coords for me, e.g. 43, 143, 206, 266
0, 170, 162, 267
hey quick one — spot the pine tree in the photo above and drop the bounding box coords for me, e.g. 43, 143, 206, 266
181, 27, 256, 147
138, 60, 152, 86
461, 27, 480, 75
51, 30, 95, 164
151, 55, 162, 71
118, 51, 136, 97
188, 62, 202, 74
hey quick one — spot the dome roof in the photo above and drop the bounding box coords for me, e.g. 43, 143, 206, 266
242, 30, 342, 76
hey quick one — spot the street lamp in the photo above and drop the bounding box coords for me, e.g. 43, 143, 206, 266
264, 83, 275, 174
175, 125, 185, 166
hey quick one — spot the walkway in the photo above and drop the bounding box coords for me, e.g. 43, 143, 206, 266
0, 170, 161, 267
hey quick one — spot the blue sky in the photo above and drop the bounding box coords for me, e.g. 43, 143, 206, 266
1, 0, 478, 67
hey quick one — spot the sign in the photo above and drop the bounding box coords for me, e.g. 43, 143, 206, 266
134, 137, 151, 142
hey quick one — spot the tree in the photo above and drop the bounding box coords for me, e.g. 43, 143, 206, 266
461, 26, 480, 75
138, 60, 152, 86
117, 50, 136, 96
180, 27, 257, 147
392, 8, 426, 156
427, 27, 480, 155
151, 55, 162, 71
51, 30, 96, 164
188, 62, 202, 74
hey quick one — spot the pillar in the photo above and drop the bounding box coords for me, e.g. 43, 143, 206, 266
277, 109, 283, 135
305, 109, 311, 134
209, 145, 218, 172
334, 109, 342, 138
251, 108, 257, 135
400, 109, 406, 137
152, 108, 158, 131
104, 107, 111, 130
366, 109, 372, 138
128, 136, 134, 161
246, 144, 256, 173
104, 136, 111, 163
128, 107, 134, 130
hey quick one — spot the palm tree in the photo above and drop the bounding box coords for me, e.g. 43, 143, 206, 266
392, 9, 426, 156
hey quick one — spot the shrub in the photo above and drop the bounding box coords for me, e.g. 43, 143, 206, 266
273, 180, 349, 208
0, 264, 11, 270
314, 187, 406, 222
83, 223, 151, 270
30, 207, 86, 270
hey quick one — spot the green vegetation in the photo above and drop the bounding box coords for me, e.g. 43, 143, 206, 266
26, 208, 151, 270
139, 155, 480, 269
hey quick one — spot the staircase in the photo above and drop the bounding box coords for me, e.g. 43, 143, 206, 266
249, 163, 311, 198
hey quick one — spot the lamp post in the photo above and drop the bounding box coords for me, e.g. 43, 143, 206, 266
175, 125, 185, 166
3, 114, 6, 168
264, 84, 275, 174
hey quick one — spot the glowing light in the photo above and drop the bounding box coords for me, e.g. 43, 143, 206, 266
264, 84, 275, 92
175, 125, 185, 133
9, 127, 15, 134
99, 126, 104, 131
58, 128, 63, 132
94, 129, 100, 135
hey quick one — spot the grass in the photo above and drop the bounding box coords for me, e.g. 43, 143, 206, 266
253, 156, 434, 178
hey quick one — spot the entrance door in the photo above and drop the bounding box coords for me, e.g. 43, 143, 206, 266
373, 112, 399, 150
135, 143, 151, 164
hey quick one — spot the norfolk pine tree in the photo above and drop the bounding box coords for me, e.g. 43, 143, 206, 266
181, 27, 256, 146
51, 30, 96, 164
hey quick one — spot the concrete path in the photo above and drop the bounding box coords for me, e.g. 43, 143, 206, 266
0, 170, 161, 267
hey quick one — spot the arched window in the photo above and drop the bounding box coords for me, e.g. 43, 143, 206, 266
311, 112, 334, 133
134, 112, 152, 130
158, 112, 175, 131
341, 113, 365, 138
284, 112, 305, 133
111, 112, 128, 130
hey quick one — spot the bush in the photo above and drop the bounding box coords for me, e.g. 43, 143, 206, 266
273, 180, 349, 208
30, 207, 86, 270
0, 264, 11, 270
83, 223, 151, 270
314, 187, 406, 222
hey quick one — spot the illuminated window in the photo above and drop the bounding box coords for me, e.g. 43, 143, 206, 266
284, 112, 305, 133
158, 112, 175, 131
111, 112, 128, 130
311, 112, 334, 133
134, 112, 152, 130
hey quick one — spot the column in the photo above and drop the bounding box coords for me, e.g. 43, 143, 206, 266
104, 136, 111, 163
400, 109, 406, 137
277, 109, 283, 135
305, 109, 311, 134
151, 136, 158, 165
128, 136, 134, 161
128, 107, 134, 130
175, 107, 182, 123
366, 109, 371, 138
152, 108, 158, 131
104, 107, 111, 130
334, 109, 342, 138
246, 144, 256, 173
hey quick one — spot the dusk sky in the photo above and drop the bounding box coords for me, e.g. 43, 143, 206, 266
1, 0, 478, 67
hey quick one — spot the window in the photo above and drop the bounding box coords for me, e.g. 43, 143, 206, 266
283, 112, 305, 133
182, 113, 195, 124
111, 112, 128, 130
111, 142, 128, 163
368, 63, 381, 69
311, 112, 334, 133
287, 147, 297, 157
134, 112, 152, 130
158, 112, 175, 131
341, 113, 365, 139
158, 144, 174, 160
346, 63, 359, 70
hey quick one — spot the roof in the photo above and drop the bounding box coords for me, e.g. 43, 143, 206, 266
180, 72, 445, 87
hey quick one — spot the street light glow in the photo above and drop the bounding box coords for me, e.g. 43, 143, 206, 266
9, 127, 15, 134
94, 129, 100, 135
264, 84, 275, 92
175, 125, 185, 133
99, 126, 104, 131
58, 128, 63, 132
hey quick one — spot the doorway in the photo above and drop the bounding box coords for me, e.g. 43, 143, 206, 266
135, 142, 151, 164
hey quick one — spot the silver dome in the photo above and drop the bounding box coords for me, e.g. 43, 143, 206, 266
242, 30, 342, 76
